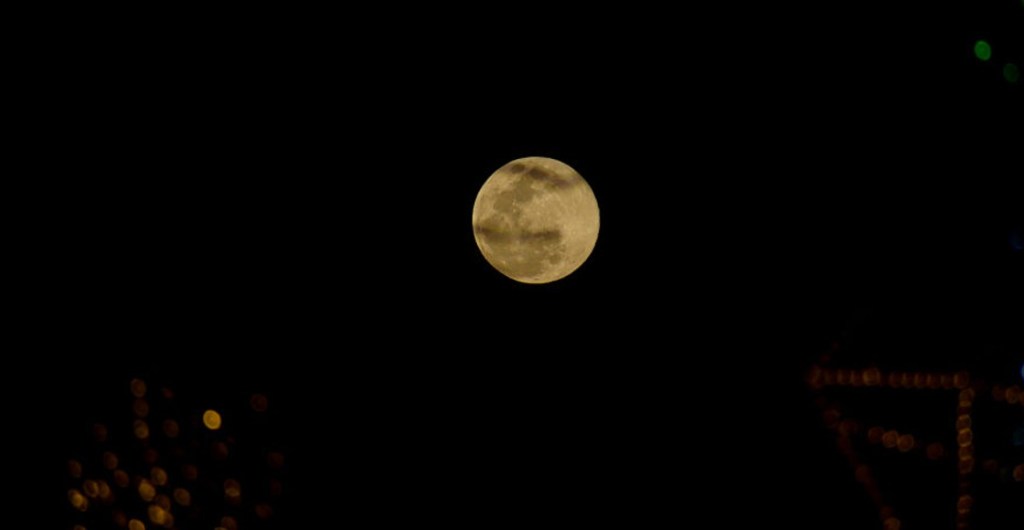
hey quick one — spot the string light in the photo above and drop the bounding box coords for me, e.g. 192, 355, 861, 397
809, 364, 1021, 529
66, 378, 285, 529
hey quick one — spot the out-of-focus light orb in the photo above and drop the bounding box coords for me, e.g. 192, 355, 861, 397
220, 516, 238, 530
974, 40, 992, 62
133, 420, 150, 440
162, 419, 180, 438
224, 478, 242, 500
151, 467, 168, 486
133, 398, 150, 418
130, 379, 147, 398
203, 410, 223, 430
128, 518, 146, 530
147, 505, 168, 525
138, 480, 156, 502
173, 487, 192, 507
114, 469, 130, 487
103, 451, 119, 470
68, 489, 88, 511
1004, 63, 1020, 84
68, 459, 82, 478
251, 394, 269, 412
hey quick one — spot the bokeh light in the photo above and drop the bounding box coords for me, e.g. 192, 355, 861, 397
974, 40, 992, 61
203, 410, 223, 430
130, 378, 147, 398
1004, 63, 1020, 84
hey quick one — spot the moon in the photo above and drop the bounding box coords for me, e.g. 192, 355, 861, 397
472, 156, 599, 284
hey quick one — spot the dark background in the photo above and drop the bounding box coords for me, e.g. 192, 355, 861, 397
15, 2, 1023, 528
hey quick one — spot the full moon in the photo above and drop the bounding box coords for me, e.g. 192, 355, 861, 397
472, 156, 600, 284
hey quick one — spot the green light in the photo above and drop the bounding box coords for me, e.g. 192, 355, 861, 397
1004, 63, 1021, 84
974, 40, 992, 62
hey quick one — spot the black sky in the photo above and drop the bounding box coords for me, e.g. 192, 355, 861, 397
14, 3, 1024, 529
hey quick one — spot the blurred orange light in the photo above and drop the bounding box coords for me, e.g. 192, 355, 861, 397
224, 478, 241, 499
68, 459, 83, 478
133, 420, 150, 440
128, 518, 145, 530
114, 470, 130, 488
83, 479, 100, 498
151, 467, 168, 486
133, 398, 150, 418
68, 489, 88, 511
883, 517, 901, 530
138, 480, 156, 502
203, 410, 222, 430
162, 419, 179, 438
173, 487, 191, 507
103, 451, 119, 470
1014, 464, 1024, 482
882, 430, 899, 449
897, 434, 915, 452
130, 379, 147, 398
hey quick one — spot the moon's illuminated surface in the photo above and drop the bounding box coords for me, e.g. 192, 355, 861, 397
472, 156, 599, 284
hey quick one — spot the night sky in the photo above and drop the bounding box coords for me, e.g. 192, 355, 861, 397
15, 2, 1023, 529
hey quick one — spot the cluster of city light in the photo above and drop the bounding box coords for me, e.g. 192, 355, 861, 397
66, 378, 284, 529
810, 365, 1023, 530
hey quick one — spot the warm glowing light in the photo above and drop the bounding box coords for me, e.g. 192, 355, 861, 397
133, 398, 149, 418
863, 368, 882, 386
68, 489, 88, 511
956, 415, 972, 430
1006, 386, 1020, 404
224, 478, 242, 499
220, 516, 238, 530
251, 393, 269, 412
897, 434, 915, 452
83, 479, 100, 498
68, 459, 82, 478
97, 480, 112, 500
103, 451, 119, 470
957, 429, 973, 447
73, 525, 86, 530
114, 469, 130, 488
128, 518, 145, 530
956, 495, 973, 515
883, 517, 901, 530
173, 487, 191, 507
133, 420, 150, 440
162, 419, 179, 438
138, 480, 156, 502
150, 467, 168, 486
155, 494, 171, 511
147, 505, 168, 525
203, 410, 223, 430
130, 378, 147, 398
954, 372, 970, 390
882, 430, 899, 449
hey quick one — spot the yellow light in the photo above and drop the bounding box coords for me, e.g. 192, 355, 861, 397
203, 410, 222, 430
138, 480, 156, 502
97, 480, 112, 500
173, 487, 191, 507
68, 489, 88, 511
83, 479, 100, 498
957, 430, 973, 447
224, 478, 241, 500
956, 415, 972, 430
130, 378, 147, 398
148, 505, 167, 525
128, 518, 146, 530
151, 467, 168, 486
133, 420, 150, 440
